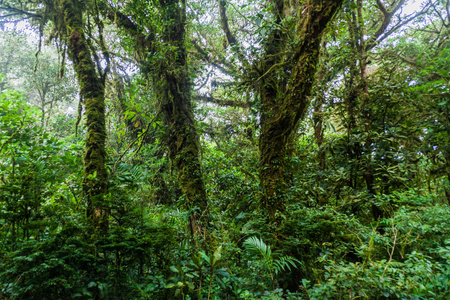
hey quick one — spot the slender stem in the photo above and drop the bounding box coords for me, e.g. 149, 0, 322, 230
198, 269, 202, 300
207, 269, 213, 300
383, 227, 398, 277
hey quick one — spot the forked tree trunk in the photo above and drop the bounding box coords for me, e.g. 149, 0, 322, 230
258, 0, 344, 217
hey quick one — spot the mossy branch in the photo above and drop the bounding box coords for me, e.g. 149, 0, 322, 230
256, 60, 290, 82
113, 111, 161, 170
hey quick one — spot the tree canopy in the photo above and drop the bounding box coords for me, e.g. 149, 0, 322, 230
0, 0, 449, 299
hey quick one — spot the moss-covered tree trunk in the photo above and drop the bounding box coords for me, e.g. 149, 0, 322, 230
58, 0, 108, 230
156, 0, 208, 235
258, 0, 343, 217
98, 0, 208, 235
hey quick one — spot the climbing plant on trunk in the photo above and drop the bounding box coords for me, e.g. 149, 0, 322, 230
99, 0, 208, 235
53, 0, 109, 231
155, 0, 208, 235
256, 0, 344, 217
0, 0, 110, 230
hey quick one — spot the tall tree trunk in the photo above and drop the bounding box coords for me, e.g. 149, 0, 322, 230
258, 0, 343, 217
99, 1, 208, 235
313, 60, 327, 205
156, 0, 208, 235
58, 0, 108, 230
313, 94, 326, 170
344, 7, 362, 191
355, 0, 381, 218
314, 50, 328, 173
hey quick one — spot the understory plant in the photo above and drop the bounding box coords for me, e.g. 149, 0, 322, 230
243, 236, 302, 289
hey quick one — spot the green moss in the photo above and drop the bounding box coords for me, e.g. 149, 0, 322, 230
258, 0, 344, 217
55, 0, 108, 231
151, 0, 209, 237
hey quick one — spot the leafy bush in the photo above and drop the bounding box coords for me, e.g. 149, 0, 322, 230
306, 246, 450, 299
0, 218, 177, 299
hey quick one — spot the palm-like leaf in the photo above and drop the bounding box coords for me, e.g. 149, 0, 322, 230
243, 236, 273, 267
273, 255, 302, 275
244, 236, 303, 275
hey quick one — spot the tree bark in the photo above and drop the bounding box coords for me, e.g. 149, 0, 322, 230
156, 0, 208, 235
99, 0, 208, 236
258, 0, 343, 216
313, 53, 328, 172
58, 0, 108, 231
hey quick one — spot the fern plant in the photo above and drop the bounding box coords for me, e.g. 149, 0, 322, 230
243, 236, 302, 288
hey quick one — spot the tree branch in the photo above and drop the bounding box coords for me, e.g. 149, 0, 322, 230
366, 0, 407, 50
196, 94, 250, 108
191, 39, 236, 76
97, 1, 154, 68
217, 0, 249, 67
0, 4, 42, 20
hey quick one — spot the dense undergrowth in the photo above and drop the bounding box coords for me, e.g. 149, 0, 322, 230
1, 92, 449, 299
